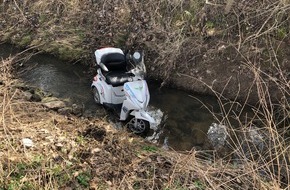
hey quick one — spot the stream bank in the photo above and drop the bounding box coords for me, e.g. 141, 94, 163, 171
1, 43, 222, 151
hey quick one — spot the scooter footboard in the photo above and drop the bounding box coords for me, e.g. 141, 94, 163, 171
130, 110, 156, 129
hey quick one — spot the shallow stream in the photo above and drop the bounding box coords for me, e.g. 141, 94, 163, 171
1, 43, 221, 150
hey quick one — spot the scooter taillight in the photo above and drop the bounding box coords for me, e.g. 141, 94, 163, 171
93, 76, 98, 81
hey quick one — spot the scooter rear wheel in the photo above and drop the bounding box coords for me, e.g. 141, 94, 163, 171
127, 118, 150, 135
92, 87, 100, 104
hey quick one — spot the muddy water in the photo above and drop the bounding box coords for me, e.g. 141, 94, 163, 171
0, 43, 219, 151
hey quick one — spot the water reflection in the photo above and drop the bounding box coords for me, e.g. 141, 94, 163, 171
149, 84, 218, 150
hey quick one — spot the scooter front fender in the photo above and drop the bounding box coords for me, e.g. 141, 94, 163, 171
130, 110, 156, 129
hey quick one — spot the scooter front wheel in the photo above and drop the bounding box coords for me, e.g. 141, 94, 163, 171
127, 118, 150, 135
92, 87, 100, 104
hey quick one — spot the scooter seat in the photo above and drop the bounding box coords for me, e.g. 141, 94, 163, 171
101, 53, 126, 71
104, 71, 134, 87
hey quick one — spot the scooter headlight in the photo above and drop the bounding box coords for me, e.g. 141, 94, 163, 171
132, 52, 142, 64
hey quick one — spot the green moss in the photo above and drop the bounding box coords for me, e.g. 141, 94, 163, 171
39, 14, 47, 24
19, 35, 32, 47
205, 21, 214, 29
276, 27, 288, 39
194, 180, 205, 190
57, 46, 70, 59
133, 181, 141, 190
171, 180, 190, 190
42, 42, 79, 61
77, 172, 91, 188
11, 163, 27, 179
142, 145, 158, 153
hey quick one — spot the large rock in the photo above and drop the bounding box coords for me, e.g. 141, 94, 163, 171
57, 107, 73, 115
72, 104, 83, 116
240, 125, 266, 158
22, 91, 33, 101
41, 97, 59, 103
207, 123, 228, 150
207, 123, 269, 160
43, 101, 66, 110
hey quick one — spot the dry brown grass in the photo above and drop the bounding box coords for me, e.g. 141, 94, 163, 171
1, 0, 290, 189
182, 36, 290, 189
181, 72, 289, 190
0, 55, 114, 189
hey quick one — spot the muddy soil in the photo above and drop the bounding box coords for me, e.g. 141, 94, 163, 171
146, 41, 290, 105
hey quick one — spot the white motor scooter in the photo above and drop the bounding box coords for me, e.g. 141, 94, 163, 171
91, 47, 156, 135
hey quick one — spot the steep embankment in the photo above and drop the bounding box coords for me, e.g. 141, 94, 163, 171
1, 0, 289, 104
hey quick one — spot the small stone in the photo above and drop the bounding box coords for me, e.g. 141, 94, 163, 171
31, 93, 42, 102
206, 69, 212, 74
33, 89, 46, 101
82, 110, 94, 118
91, 148, 101, 154
218, 45, 226, 51
41, 97, 59, 103
55, 142, 63, 148
43, 101, 66, 110
58, 107, 72, 115
72, 104, 82, 116
22, 138, 33, 148
45, 136, 54, 142
106, 181, 112, 186
23, 91, 33, 101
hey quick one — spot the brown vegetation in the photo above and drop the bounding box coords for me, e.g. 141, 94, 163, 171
0, 0, 289, 189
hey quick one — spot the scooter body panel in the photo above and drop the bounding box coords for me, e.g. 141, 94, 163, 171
91, 72, 111, 104
111, 86, 125, 104
120, 98, 138, 121
92, 71, 126, 105
123, 80, 150, 109
120, 80, 156, 129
